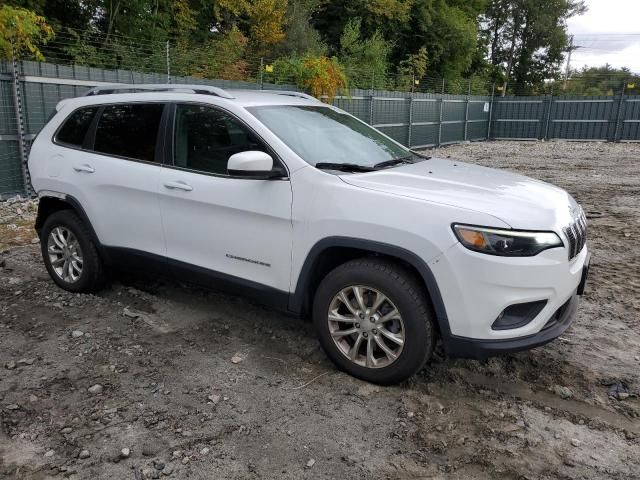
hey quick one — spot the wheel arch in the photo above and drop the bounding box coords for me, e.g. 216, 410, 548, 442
289, 237, 451, 337
35, 193, 103, 254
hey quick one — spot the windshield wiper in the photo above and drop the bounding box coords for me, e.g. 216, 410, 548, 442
373, 157, 416, 169
315, 162, 376, 173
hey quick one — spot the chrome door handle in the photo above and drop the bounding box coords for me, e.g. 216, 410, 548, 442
163, 181, 193, 191
73, 164, 95, 173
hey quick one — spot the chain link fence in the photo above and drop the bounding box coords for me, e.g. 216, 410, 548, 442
1, 31, 639, 197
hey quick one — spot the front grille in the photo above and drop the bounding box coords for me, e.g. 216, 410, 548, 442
562, 210, 587, 260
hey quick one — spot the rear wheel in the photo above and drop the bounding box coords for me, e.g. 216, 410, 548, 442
40, 210, 105, 293
312, 258, 435, 385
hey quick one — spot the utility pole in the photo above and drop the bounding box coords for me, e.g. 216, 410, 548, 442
166, 41, 171, 83
564, 35, 576, 91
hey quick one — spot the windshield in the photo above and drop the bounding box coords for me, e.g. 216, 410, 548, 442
248, 105, 418, 168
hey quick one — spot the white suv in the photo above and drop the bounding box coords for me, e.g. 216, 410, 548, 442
28, 84, 590, 384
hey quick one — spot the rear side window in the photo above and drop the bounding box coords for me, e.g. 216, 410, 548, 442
94, 104, 164, 162
56, 107, 98, 147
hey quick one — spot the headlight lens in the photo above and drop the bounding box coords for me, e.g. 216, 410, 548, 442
452, 224, 562, 257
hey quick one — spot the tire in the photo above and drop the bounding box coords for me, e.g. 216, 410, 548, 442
312, 257, 435, 385
40, 209, 105, 293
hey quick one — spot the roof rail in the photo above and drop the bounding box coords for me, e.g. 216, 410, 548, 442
259, 90, 318, 101
84, 84, 235, 99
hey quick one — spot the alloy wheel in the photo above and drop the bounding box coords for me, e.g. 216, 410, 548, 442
327, 285, 405, 368
47, 226, 84, 283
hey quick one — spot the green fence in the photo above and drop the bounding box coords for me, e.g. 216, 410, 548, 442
1, 60, 639, 197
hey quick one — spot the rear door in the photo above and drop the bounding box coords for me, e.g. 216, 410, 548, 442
54, 102, 168, 260
158, 103, 293, 297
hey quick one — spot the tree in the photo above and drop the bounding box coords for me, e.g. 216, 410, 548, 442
265, 53, 347, 100
274, 0, 327, 57
397, 46, 427, 90
246, 0, 288, 53
338, 18, 391, 88
554, 65, 640, 96
480, 0, 587, 95
0, 5, 53, 60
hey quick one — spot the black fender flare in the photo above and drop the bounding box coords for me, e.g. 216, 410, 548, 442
288, 237, 452, 339
36, 193, 106, 259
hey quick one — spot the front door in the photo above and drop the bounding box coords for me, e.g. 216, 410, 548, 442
158, 103, 293, 298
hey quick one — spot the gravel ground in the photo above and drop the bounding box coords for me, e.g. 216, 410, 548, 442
1, 140, 639, 480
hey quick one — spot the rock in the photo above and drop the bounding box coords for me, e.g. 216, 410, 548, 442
87, 384, 103, 395
6, 404, 19, 410
207, 394, 221, 404
552, 385, 573, 399
79, 450, 90, 459
153, 461, 165, 470
61, 427, 73, 434
162, 464, 174, 475
231, 355, 243, 364
16, 358, 34, 366
5, 361, 16, 370
142, 444, 161, 457
71, 330, 84, 338
44, 450, 55, 458
181, 456, 189, 465
341, 455, 357, 467
29, 394, 38, 403
120, 447, 131, 458
570, 438, 581, 447
608, 382, 630, 400
306, 458, 316, 469
200, 447, 210, 455
635, 356, 640, 362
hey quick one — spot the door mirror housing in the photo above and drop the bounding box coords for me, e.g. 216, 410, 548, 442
227, 151, 285, 179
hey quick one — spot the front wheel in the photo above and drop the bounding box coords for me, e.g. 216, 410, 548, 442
312, 258, 435, 385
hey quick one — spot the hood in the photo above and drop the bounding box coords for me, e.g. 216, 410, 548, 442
339, 157, 578, 230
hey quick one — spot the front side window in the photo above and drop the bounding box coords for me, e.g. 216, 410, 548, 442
94, 103, 164, 162
247, 105, 416, 168
56, 107, 99, 147
174, 104, 266, 175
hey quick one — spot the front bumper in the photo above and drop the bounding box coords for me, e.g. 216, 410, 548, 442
443, 292, 578, 359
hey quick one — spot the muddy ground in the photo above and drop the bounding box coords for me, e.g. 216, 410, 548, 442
1, 140, 639, 480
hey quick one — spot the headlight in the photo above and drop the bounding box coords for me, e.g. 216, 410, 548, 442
452, 224, 562, 257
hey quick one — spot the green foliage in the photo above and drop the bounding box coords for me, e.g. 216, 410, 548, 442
265, 54, 347, 100
552, 65, 640, 96
7, 0, 636, 99
0, 4, 53, 60
338, 18, 391, 88
480, 0, 587, 94
274, 0, 327, 57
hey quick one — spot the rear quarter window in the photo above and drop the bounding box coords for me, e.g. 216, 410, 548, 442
55, 107, 99, 147
93, 104, 164, 162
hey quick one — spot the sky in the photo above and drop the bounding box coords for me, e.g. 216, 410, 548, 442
566, 0, 640, 73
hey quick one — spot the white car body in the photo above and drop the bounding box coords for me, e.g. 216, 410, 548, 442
28, 86, 589, 359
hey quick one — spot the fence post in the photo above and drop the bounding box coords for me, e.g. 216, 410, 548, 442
543, 88, 554, 140
487, 83, 495, 140
10, 42, 31, 197
407, 74, 414, 147
612, 81, 626, 142
166, 41, 171, 83
464, 80, 471, 141
437, 78, 445, 146
259, 57, 264, 90
369, 72, 375, 125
